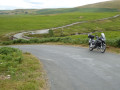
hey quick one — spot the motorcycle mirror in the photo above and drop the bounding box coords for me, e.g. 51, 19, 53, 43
88, 33, 91, 36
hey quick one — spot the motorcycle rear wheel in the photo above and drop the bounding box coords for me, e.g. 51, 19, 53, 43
89, 44, 93, 51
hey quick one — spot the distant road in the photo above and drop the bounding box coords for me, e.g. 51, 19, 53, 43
13, 14, 120, 40
12, 45, 120, 90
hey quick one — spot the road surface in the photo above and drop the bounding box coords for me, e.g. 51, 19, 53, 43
12, 45, 120, 90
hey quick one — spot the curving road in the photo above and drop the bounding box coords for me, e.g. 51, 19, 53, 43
12, 45, 120, 90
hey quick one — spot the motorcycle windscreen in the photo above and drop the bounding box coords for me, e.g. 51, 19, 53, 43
101, 33, 106, 40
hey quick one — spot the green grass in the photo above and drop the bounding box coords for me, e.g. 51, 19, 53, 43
67, 31, 120, 47
0, 47, 23, 76
0, 12, 120, 48
1, 30, 120, 48
0, 12, 119, 36
0, 47, 48, 90
53, 15, 120, 36
36, 8, 118, 15
67, 31, 120, 40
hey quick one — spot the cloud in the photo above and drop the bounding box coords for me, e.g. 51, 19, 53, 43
0, 0, 111, 10
0, 0, 34, 9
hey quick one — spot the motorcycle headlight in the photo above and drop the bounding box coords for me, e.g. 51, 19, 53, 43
102, 38, 105, 41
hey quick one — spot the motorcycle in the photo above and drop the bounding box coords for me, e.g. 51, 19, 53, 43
88, 33, 106, 53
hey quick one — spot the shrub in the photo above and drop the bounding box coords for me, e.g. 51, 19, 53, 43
106, 38, 120, 48
0, 47, 19, 55
0, 47, 23, 75
60, 37, 72, 43
2, 41, 13, 45
13, 39, 29, 44
106, 39, 116, 47
49, 30, 54, 37
115, 38, 120, 48
29, 38, 40, 43
49, 37, 60, 42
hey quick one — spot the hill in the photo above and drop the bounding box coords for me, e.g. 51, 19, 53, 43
0, 8, 118, 15
37, 0, 120, 15
0, 0, 120, 15
78, 0, 120, 10
0, 9, 37, 15
36, 8, 118, 15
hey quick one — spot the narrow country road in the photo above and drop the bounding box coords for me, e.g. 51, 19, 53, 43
12, 45, 120, 90
13, 15, 120, 40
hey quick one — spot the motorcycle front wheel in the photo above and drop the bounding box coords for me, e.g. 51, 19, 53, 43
100, 43, 106, 53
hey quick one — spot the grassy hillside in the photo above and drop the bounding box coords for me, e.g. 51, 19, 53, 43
0, 12, 118, 36
0, 8, 119, 15
79, 0, 120, 10
53, 14, 120, 36
0, 0, 120, 15
36, 8, 118, 15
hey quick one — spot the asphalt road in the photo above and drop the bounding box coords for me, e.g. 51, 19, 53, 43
12, 45, 120, 90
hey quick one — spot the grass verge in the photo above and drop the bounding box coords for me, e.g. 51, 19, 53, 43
1, 37, 120, 54
0, 47, 48, 90
1, 33, 120, 48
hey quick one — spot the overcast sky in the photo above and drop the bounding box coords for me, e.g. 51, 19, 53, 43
0, 0, 111, 10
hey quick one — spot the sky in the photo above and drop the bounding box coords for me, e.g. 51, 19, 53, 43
0, 0, 111, 10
